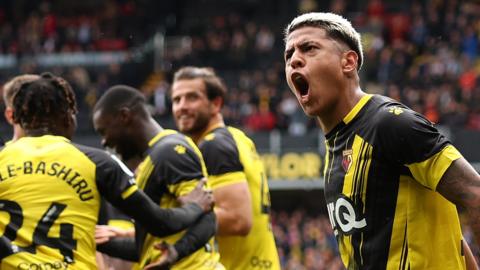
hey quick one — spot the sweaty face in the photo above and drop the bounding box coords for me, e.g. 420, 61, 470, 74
284, 27, 346, 117
171, 78, 212, 136
93, 110, 137, 160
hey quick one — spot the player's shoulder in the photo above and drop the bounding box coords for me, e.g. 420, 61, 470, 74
72, 143, 122, 168
73, 143, 111, 160
69, 143, 134, 180
149, 130, 199, 161
365, 95, 439, 150
369, 95, 430, 130
200, 127, 244, 175
200, 127, 239, 155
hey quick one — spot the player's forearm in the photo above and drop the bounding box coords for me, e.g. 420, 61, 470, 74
215, 207, 252, 236
96, 237, 138, 261
463, 239, 479, 270
115, 191, 204, 237
437, 158, 480, 245
466, 209, 480, 249
174, 211, 217, 260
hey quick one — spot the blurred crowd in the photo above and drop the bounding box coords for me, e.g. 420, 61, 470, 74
0, 0, 151, 54
272, 210, 480, 269
357, 0, 480, 130
272, 210, 345, 270
1, 0, 480, 134
162, 0, 480, 133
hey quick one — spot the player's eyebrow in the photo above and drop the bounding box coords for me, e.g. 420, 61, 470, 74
284, 47, 294, 61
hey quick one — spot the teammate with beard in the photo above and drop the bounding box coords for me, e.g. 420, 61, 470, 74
171, 66, 281, 270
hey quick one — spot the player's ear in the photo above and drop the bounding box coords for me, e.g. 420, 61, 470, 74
211, 97, 223, 113
65, 111, 77, 132
118, 107, 133, 123
342, 50, 358, 74
4, 107, 14, 125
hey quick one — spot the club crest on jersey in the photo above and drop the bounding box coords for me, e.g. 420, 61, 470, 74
388, 106, 404, 115
174, 145, 186, 154
342, 149, 353, 172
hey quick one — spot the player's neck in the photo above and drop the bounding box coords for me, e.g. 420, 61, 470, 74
191, 114, 225, 144
141, 117, 164, 151
319, 87, 366, 134
24, 127, 71, 139
12, 125, 25, 142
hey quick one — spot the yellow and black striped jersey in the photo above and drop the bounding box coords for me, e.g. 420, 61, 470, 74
324, 94, 464, 270
199, 126, 280, 270
134, 130, 222, 270
0, 135, 137, 270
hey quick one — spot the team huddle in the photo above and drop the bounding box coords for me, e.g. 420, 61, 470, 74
2, 12, 480, 270
0, 67, 280, 270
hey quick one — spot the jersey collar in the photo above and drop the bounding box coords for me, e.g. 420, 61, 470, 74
148, 129, 177, 147
343, 94, 373, 125
198, 122, 224, 142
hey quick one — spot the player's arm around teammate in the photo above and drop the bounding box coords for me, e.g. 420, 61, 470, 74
0, 73, 214, 268
93, 85, 222, 269
209, 183, 252, 235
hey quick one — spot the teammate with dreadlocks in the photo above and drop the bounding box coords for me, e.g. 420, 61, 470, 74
12, 73, 77, 136
0, 73, 214, 269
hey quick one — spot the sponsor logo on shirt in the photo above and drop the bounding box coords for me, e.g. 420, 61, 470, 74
327, 195, 367, 236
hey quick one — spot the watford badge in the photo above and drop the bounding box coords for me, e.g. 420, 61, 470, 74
342, 149, 353, 173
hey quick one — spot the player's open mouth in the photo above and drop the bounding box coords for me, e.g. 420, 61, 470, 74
292, 73, 309, 97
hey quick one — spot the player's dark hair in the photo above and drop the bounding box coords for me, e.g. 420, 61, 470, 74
94, 85, 148, 117
12, 72, 77, 131
284, 12, 363, 71
173, 66, 226, 107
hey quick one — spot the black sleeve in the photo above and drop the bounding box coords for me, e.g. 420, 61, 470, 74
173, 211, 217, 260
115, 191, 204, 237
77, 145, 204, 236
97, 237, 138, 261
152, 136, 205, 187
97, 198, 110, 225
199, 131, 243, 176
75, 145, 137, 206
375, 104, 451, 165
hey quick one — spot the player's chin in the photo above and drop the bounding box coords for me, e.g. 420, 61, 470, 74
177, 123, 194, 134
301, 105, 317, 117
